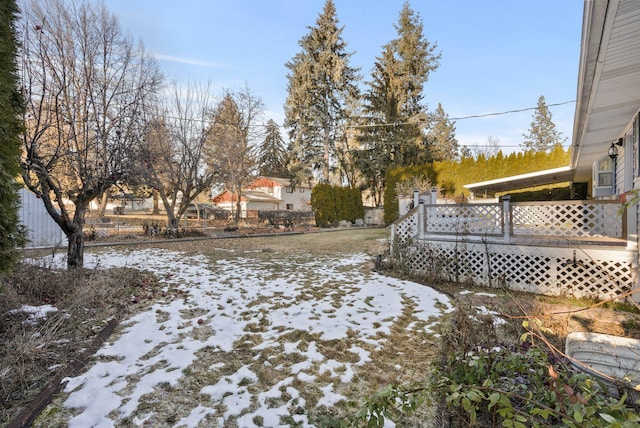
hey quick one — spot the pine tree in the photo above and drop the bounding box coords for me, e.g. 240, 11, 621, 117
284, 0, 360, 183
428, 103, 458, 161
258, 119, 287, 177
521, 95, 567, 153
0, 0, 25, 273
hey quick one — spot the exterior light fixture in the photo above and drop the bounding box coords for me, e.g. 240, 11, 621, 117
608, 138, 623, 160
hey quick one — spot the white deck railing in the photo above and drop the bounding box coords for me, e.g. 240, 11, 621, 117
399, 199, 626, 243
389, 198, 637, 301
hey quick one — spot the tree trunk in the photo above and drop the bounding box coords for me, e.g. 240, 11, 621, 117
66, 206, 86, 269
153, 190, 160, 215
234, 187, 242, 225
323, 125, 330, 182
97, 192, 108, 218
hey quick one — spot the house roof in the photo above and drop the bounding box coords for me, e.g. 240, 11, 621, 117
242, 191, 282, 203
571, 0, 640, 182
465, 166, 574, 195
212, 189, 282, 204
249, 176, 310, 189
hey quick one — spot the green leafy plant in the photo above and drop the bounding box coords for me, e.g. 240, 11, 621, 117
317, 304, 640, 427
434, 311, 640, 427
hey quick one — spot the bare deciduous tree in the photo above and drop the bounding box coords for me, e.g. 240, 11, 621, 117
19, 0, 162, 268
206, 86, 263, 224
136, 81, 218, 230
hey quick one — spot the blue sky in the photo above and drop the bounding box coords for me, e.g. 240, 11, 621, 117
105, 0, 583, 154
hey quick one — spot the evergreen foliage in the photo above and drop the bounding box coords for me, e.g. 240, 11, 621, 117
427, 102, 459, 161
257, 119, 288, 177
310, 184, 364, 227
433, 144, 571, 198
383, 164, 437, 224
383, 146, 571, 223
284, 0, 360, 183
0, 0, 26, 274
521, 95, 567, 153
356, 1, 441, 202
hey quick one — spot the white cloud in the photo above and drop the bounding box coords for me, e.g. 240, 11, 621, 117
154, 53, 229, 69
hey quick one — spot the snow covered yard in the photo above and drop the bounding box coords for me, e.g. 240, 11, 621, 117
34, 241, 451, 427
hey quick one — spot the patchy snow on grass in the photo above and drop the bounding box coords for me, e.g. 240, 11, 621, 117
45, 248, 450, 427
8, 304, 58, 325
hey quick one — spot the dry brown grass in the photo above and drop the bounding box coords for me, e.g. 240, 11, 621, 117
0, 260, 166, 426
5, 228, 640, 427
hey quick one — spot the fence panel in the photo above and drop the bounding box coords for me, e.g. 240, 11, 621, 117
510, 201, 624, 238
425, 203, 503, 236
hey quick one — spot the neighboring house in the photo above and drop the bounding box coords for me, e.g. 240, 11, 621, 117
18, 188, 67, 248
392, 1, 640, 301
212, 177, 312, 218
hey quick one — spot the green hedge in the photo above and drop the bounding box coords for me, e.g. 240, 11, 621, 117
311, 184, 364, 228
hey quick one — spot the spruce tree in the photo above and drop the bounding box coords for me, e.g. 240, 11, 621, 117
0, 0, 25, 273
258, 119, 287, 177
521, 95, 567, 153
358, 1, 440, 199
284, 0, 360, 183
428, 103, 459, 161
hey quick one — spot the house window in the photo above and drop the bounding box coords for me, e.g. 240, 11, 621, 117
597, 157, 613, 186
286, 186, 293, 193
593, 156, 614, 197
299, 188, 304, 193
286, 203, 293, 210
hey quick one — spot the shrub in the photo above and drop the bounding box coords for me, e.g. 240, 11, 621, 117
311, 184, 364, 228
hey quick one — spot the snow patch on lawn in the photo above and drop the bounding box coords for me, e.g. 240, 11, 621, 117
39, 248, 450, 427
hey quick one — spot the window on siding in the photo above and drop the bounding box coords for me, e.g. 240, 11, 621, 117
286, 203, 293, 210
286, 186, 293, 193
593, 156, 614, 197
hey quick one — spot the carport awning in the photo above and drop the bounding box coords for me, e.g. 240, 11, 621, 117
464, 166, 575, 195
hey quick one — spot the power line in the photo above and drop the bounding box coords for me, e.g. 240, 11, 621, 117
347, 99, 577, 129
450, 100, 576, 121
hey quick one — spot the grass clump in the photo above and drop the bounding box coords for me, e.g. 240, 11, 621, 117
0, 262, 162, 426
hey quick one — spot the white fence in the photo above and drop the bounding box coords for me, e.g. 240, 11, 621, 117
18, 188, 67, 248
414, 199, 624, 242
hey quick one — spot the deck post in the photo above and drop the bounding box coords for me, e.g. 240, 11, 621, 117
625, 200, 638, 251
501, 195, 511, 243
418, 199, 425, 237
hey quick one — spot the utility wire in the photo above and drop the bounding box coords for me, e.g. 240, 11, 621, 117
347, 100, 576, 128
449, 100, 576, 121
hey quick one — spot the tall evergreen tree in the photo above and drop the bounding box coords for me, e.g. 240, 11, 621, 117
258, 119, 287, 177
521, 95, 567, 153
0, 0, 25, 273
358, 1, 440, 200
284, 0, 360, 184
428, 103, 458, 161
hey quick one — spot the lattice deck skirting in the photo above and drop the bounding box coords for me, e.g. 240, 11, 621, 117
403, 239, 636, 300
